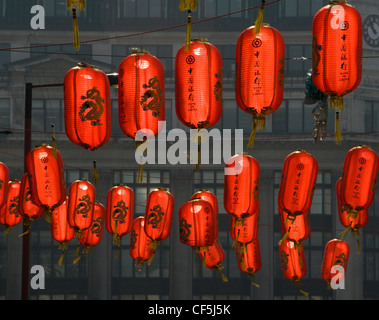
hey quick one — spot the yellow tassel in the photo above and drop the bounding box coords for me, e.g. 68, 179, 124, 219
149, 240, 160, 251
67, 0, 86, 11
339, 225, 351, 240
72, 9, 80, 52
330, 96, 344, 110
278, 228, 290, 245
51, 124, 57, 159
44, 209, 52, 223
147, 253, 156, 266
3, 226, 12, 234
335, 112, 342, 145
232, 229, 240, 249
216, 265, 228, 283
254, 0, 266, 37
247, 115, 265, 149
185, 14, 192, 52
179, 0, 197, 11
137, 164, 144, 183
93, 160, 99, 185
58, 241, 68, 265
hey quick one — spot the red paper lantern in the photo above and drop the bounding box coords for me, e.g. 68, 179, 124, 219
179, 198, 215, 249
235, 238, 261, 287
224, 153, 260, 222
312, 1, 362, 110
339, 145, 379, 218
278, 150, 318, 243
75, 202, 105, 264
26, 144, 66, 221
230, 204, 259, 247
130, 216, 155, 271
175, 38, 223, 130
279, 238, 308, 295
106, 185, 134, 247
144, 188, 174, 246
18, 173, 44, 235
118, 50, 165, 139
0, 180, 21, 233
51, 197, 75, 265
198, 238, 228, 282
236, 23, 285, 147
64, 62, 111, 151
68, 179, 95, 236
190, 189, 218, 239
336, 177, 368, 240
0, 161, 9, 209
321, 238, 349, 289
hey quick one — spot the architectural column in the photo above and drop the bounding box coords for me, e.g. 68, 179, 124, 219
169, 168, 194, 299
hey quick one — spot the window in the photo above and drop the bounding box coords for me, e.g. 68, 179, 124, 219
0, 99, 10, 128
121, 0, 165, 18
202, 0, 242, 18
286, 44, 312, 77
281, 0, 325, 18
32, 99, 64, 133
30, 43, 92, 61
364, 101, 379, 133
0, 43, 10, 70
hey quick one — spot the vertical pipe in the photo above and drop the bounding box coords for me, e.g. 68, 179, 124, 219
22, 83, 32, 300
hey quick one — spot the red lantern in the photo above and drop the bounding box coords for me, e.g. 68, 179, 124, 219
197, 238, 228, 282
130, 216, 155, 271
312, 1, 362, 110
236, 23, 285, 148
337, 177, 368, 242
321, 238, 349, 289
118, 49, 165, 139
51, 197, 75, 265
190, 189, 218, 239
0, 180, 21, 233
224, 153, 260, 222
75, 202, 105, 264
106, 185, 134, 248
18, 173, 44, 235
64, 62, 111, 151
0, 161, 9, 209
339, 145, 379, 218
26, 144, 66, 221
175, 38, 223, 130
68, 179, 95, 236
179, 198, 215, 249
278, 150, 318, 244
235, 239, 261, 287
144, 188, 174, 247
230, 204, 259, 248
279, 238, 308, 295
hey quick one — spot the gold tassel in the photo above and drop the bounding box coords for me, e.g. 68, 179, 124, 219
93, 160, 99, 185
185, 14, 192, 52
247, 115, 265, 149
278, 228, 290, 245
51, 124, 57, 159
216, 265, 228, 283
196, 134, 201, 172
44, 209, 52, 223
179, 0, 197, 11
254, 0, 266, 37
137, 164, 144, 183
335, 112, 342, 145
3, 226, 12, 234
330, 96, 344, 110
72, 9, 80, 52
58, 241, 68, 266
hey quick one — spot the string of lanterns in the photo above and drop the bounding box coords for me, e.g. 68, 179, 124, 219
0, 0, 377, 296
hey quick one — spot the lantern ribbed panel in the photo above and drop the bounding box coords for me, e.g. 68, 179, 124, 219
224, 153, 260, 220
0, 162, 9, 209
26, 144, 66, 212
312, 2, 362, 100
130, 216, 155, 263
175, 39, 223, 129
340, 146, 379, 212
79, 202, 105, 247
64, 64, 111, 151
0, 180, 22, 228
106, 185, 134, 241
235, 24, 284, 116
278, 150, 318, 216
118, 52, 165, 138
190, 189, 218, 239
279, 207, 310, 244
321, 239, 349, 285
198, 238, 225, 270
68, 179, 95, 232
51, 198, 75, 243
179, 199, 215, 247
230, 207, 259, 245
19, 173, 44, 220
236, 239, 261, 275
144, 188, 174, 242
279, 239, 307, 282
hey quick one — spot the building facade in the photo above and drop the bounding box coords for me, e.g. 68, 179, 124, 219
0, 0, 378, 300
